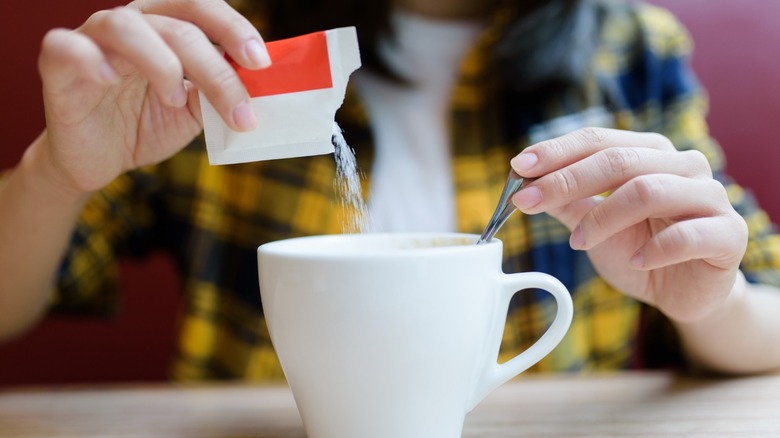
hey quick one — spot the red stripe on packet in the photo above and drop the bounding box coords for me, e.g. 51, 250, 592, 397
228, 31, 333, 98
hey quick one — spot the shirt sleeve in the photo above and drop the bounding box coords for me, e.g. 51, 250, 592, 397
51, 166, 164, 316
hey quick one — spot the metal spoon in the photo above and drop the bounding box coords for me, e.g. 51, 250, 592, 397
476, 170, 524, 244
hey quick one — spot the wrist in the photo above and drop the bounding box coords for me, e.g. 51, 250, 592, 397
17, 131, 93, 205
670, 270, 780, 375
674, 271, 748, 328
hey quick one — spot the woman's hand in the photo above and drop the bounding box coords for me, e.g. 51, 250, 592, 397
35, 0, 270, 195
511, 127, 748, 323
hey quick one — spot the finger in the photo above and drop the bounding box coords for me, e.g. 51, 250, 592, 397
144, 14, 255, 131
513, 191, 603, 233
39, 28, 117, 93
79, 8, 187, 108
129, 0, 270, 69
511, 128, 677, 179
514, 147, 712, 215
630, 215, 748, 271
551, 196, 604, 231
184, 79, 202, 127
571, 174, 730, 250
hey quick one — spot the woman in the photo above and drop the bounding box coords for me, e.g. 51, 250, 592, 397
1, 0, 779, 380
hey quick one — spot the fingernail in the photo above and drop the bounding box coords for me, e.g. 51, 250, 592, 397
511, 152, 538, 172
513, 186, 542, 211
170, 81, 188, 108
245, 39, 272, 69
570, 226, 585, 249
98, 62, 117, 84
630, 252, 644, 269
232, 100, 257, 131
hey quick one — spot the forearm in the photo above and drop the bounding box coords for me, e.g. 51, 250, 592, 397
0, 132, 89, 341
674, 271, 780, 375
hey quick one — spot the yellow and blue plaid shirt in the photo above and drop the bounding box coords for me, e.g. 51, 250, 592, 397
50, 2, 780, 381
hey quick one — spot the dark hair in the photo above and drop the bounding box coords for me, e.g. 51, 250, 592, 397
493, 0, 601, 93
231, 0, 600, 93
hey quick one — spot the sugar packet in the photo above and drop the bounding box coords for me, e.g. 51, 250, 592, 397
200, 27, 361, 164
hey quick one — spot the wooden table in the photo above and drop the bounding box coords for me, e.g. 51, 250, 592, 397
1, 372, 778, 437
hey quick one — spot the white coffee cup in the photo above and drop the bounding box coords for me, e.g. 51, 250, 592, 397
258, 233, 573, 438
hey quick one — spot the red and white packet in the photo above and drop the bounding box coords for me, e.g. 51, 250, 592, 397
200, 27, 361, 164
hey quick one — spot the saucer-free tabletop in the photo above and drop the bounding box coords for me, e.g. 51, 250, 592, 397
0, 372, 778, 437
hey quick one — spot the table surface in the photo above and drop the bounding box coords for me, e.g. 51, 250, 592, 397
1, 371, 779, 437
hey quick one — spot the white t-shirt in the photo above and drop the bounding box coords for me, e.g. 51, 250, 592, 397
352, 10, 482, 233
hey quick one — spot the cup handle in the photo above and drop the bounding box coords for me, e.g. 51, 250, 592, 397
467, 272, 573, 411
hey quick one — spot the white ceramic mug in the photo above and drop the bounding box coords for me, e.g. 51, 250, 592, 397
258, 233, 573, 438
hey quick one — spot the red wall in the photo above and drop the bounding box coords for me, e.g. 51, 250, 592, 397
1, 1, 779, 385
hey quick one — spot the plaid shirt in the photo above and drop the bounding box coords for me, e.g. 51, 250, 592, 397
51, 2, 780, 381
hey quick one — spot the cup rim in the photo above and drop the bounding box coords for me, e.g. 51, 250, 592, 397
257, 232, 501, 259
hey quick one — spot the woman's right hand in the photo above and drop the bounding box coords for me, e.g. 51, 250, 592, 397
34, 0, 270, 195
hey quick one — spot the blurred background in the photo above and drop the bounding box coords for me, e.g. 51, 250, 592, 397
1, 0, 778, 386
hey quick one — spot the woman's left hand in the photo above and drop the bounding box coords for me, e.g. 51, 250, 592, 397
511, 127, 748, 322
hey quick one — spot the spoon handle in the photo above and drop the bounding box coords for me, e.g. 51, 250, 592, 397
477, 170, 524, 244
